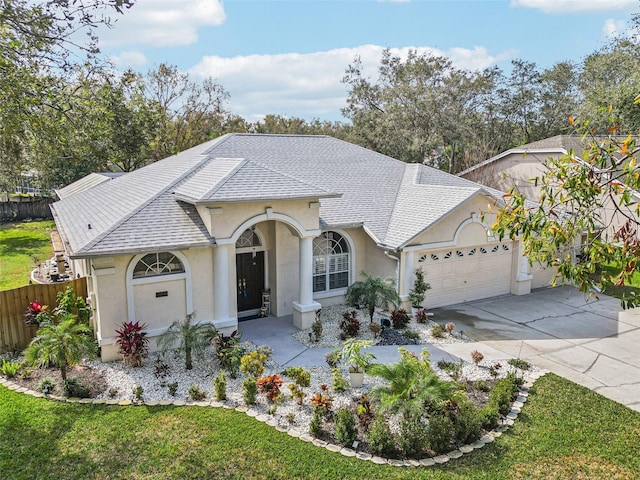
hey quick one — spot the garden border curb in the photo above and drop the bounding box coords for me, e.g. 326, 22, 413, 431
0, 370, 546, 467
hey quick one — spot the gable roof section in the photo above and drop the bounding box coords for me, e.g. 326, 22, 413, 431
52, 133, 502, 257
383, 165, 484, 248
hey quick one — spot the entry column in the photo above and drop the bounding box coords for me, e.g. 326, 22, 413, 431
213, 243, 237, 328
292, 234, 321, 329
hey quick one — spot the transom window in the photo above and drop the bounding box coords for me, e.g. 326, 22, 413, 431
313, 231, 350, 293
132, 252, 185, 279
236, 228, 262, 248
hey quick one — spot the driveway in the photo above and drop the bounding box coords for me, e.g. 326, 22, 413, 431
433, 286, 640, 412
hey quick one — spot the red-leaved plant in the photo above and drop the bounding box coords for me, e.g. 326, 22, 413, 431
115, 321, 149, 367
24, 301, 49, 326
257, 374, 283, 401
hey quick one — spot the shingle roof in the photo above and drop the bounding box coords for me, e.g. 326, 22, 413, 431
54, 172, 125, 199
51, 134, 500, 256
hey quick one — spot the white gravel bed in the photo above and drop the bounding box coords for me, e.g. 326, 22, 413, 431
293, 304, 473, 348
85, 339, 541, 436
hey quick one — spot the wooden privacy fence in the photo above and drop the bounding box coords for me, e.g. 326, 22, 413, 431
0, 277, 87, 353
0, 198, 54, 222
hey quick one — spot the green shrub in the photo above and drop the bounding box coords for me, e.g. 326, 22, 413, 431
242, 376, 257, 405
334, 408, 358, 447
283, 366, 310, 387
489, 374, 519, 415
39, 378, 55, 394
325, 350, 340, 368
167, 382, 178, 396
62, 378, 90, 398
213, 372, 227, 401
189, 385, 207, 401
0, 359, 20, 378
508, 358, 531, 370
309, 409, 324, 438
398, 415, 428, 457
331, 368, 349, 393
311, 312, 323, 341
431, 323, 445, 338
402, 329, 420, 340
451, 401, 481, 445
477, 405, 499, 430
367, 415, 395, 457
436, 359, 462, 380
427, 414, 454, 454
474, 379, 491, 392
132, 385, 144, 402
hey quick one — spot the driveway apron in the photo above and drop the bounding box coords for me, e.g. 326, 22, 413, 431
432, 286, 640, 412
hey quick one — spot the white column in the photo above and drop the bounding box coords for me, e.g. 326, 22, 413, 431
401, 251, 415, 301
299, 235, 313, 305
213, 243, 236, 328
512, 241, 533, 295
292, 234, 321, 329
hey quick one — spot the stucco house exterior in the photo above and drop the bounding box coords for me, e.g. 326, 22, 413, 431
51, 134, 553, 361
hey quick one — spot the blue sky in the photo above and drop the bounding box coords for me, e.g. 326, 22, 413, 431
97, 0, 639, 122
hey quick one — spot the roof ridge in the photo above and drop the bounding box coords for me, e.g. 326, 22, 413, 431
195, 158, 248, 200
76, 138, 227, 254
249, 159, 336, 195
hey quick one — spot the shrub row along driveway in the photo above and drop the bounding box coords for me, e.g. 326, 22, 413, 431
433, 286, 640, 412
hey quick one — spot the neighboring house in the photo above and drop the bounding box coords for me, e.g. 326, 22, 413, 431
51, 134, 553, 361
459, 134, 639, 241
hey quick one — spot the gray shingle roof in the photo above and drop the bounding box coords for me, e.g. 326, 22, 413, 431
52, 134, 499, 256
54, 172, 125, 199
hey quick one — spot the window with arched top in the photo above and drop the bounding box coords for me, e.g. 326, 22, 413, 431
132, 252, 185, 279
313, 231, 350, 293
236, 228, 262, 248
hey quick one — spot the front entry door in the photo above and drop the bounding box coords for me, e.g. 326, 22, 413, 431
236, 251, 265, 313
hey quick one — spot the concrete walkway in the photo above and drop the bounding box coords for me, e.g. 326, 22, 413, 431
431, 286, 640, 412
238, 315, 460, 368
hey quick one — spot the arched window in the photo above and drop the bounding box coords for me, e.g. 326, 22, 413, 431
235, 228, 262, 248
132, 252, 185, 279
313, 231, 350, 293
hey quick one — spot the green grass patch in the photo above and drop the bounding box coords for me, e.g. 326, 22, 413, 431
0, 374, 638, 479
594, 264, 640, 306
0, 220, 54, 290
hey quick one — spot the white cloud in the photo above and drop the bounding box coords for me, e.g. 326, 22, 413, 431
189, 45, 514, 121
99, 0, 225, 48
109, 50, 149, 67
510, 0, 636, 13
602, 18, 631, 38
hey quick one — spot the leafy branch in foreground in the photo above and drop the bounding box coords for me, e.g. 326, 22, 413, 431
492, 112, 640, 308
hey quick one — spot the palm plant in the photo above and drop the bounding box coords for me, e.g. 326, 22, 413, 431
344, 272, 400, 324
368, 348, 455, 419
25, 313, 96, 381
157, 313, 217, 370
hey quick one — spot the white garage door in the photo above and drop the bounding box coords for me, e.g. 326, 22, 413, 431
417, 242, 513, 308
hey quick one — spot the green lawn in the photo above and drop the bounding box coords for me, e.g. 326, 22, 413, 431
0, 220, 55, 290
0, 374, 638, 480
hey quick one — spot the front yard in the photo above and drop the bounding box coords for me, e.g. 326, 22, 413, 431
0, 374, 638, 479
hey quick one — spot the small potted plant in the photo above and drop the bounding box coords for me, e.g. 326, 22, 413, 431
336, 338, 376, 388
408, 268, 431, 316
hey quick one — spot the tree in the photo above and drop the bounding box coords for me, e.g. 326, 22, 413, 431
156, 313, 217, 370
493, 114, 640, 308
344, 272, 400, 324
0, 0, 134, 190
25, 314, 97, 381
143, 63, 230, 160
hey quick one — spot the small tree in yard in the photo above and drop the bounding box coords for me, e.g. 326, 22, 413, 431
345, 272, 400, 323
25, 313, 96, 381
157, 313, 216, 370
408, 268, 431, 309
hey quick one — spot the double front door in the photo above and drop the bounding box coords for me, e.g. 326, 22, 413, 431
236, 251, 265, 314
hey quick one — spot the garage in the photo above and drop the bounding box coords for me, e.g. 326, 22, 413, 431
416, 241, 514, 308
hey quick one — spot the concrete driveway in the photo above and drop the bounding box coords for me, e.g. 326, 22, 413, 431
433, 286, 640, 412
